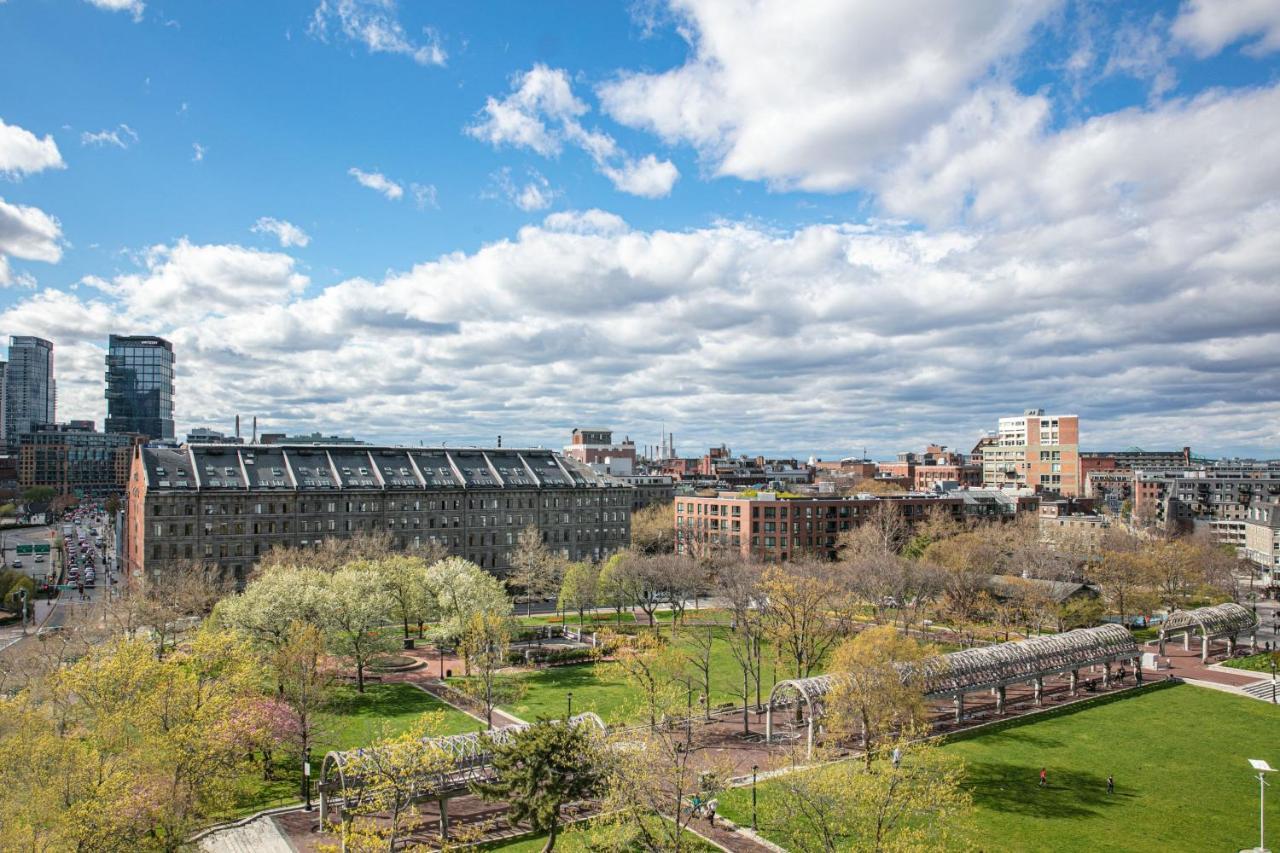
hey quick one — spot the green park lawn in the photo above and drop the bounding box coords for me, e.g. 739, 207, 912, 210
224, 682, 480, 816
494, 622, 815, 725
719, 683, 1280, 852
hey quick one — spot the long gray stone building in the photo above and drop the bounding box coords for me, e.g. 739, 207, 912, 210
124, 443, 632, 586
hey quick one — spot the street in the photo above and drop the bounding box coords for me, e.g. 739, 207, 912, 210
0, 507, 117, 652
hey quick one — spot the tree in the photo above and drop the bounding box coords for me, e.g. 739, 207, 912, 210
273, 621, 335, 764
597, 724, 732, 853
21, 485, 56, 506
558, 561, 599, 627
618, 552, 665, 627
215, 564, 331, 651
715, 559, 765, 730
630, 500, 675, 555
458, 611, 513, 728
324, 566, 398, 692
373, 555, 432, 643
604, 631, 681, 728
761, 732, 972, 852
337, 713, 455, 850
139, 560, 230, 659
473, 719, 603, 852
510, 525, 559, 616
825, 625, 932, 770
677, 624, 715, 721
760, 562, 846, 680
1093, 548, 1156, 627
597, 553, 638, 626
837, 501, 909, 561
422, 557, 513, 652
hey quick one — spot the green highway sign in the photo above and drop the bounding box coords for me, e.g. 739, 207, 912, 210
16, 544, 32, 554
33, 544, 50, 554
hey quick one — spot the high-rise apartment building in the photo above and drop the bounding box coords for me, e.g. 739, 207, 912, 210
982, 409, 1081, 496
4, 336, 55, 446
105, 335, 175, 440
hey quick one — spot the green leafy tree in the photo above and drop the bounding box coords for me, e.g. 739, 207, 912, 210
473, 719, 603, 852
422, 557, 513, 650
324, 566, 398, 692
597, 553, 638, 626
558, 561, 599, 627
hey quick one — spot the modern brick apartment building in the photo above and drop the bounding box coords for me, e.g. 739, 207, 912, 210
982, 409, 1081, 496
124, 443, 632, 587
674, 490, 1036, 561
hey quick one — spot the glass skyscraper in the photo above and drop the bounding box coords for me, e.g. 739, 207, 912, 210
4, 336, 56, 445
104, 335, 174, 440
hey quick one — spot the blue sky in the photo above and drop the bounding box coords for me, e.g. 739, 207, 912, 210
2, 0, 1279, 459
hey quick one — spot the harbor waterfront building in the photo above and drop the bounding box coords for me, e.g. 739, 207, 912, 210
124, 443, 632, 586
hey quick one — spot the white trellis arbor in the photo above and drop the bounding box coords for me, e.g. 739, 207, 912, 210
318, 712, 607, 831
1158, 602, 1258, 662
766, 625, 1140, 758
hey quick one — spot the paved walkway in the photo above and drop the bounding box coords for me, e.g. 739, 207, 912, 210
198, 815, 295, 853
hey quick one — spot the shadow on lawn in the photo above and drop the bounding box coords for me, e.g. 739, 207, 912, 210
325, 683, 431, 720
963, 761, 1135, 819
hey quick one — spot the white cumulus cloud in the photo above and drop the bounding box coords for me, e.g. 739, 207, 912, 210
598, 0, 1055, 192
84, 0, 144, 22
0, 118, 65, 179
310, 0, 446, 66
469, 64, 680, 199
251, 217, 311, 248
0, 196, 63, 285
349, 167, 403, 200
1172, 0, 1280, 57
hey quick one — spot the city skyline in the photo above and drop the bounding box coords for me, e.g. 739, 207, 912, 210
2, 1, 1279, 457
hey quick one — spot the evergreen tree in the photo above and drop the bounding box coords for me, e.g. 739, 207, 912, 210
473, 719, 603, 852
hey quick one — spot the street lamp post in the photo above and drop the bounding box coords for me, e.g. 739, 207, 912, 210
566, 691, 573, 720
1250, 759, 1274, 851
751, 764, 758, 831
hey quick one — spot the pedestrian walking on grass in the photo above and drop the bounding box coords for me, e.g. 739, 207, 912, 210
1039, 768, 1047, 788
706, 797, 718, 828
892, 746, 902, 769
1107, 774, 1114, 795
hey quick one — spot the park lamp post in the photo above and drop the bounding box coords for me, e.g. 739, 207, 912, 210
1249, 759, 1274, 853
303, 746, 313, 811
751, 764, 758, 831
566, 692, 573, 720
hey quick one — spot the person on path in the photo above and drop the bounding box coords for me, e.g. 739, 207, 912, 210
1107, 774, 1114, 795
1039, 768, 1047, 788
892, 746, 902, 769
706, 797, 718, 828
690, 793, 703, 819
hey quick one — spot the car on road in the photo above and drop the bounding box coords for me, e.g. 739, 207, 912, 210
12, 560, 21, 568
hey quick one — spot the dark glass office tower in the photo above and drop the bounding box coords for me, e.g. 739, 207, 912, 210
4, 336, 55, 446
104, 335, 174, 440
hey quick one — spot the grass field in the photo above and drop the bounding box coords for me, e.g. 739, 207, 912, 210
478, 819, 717, 851
225, 682, 480, 816
719, 684, 1280, 852
491, 623, 815, 725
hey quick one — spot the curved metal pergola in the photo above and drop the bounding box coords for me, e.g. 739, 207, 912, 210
766, 625, 1141, 757
318, 712, 607, 824
1158, 602, 1258, 661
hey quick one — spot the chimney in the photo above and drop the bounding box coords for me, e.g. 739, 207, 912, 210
252, 416, 258, 444
235, 414, 240, 439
